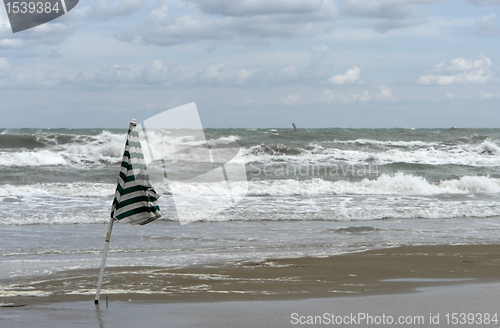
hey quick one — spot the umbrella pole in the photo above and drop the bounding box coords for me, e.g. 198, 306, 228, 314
95, 216, 114, 304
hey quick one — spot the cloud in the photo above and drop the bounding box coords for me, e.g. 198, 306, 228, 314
117, 5, 231, 46
417, 54, 494, 85
118, 1, 338, 46
469, 13, 500, 36
0, 59, 275, 89
328, 66, 361, 85
480, 91, 500, 98
339, 0, 440, 32
1, 69, 68, 88
93, 64, 138, 84
90, 0, 143, 21
0, 10, 77, 49
0, 57, 9, 79
316, 86, 396, 103
280, 65, 299, 79
0, 60, 172, 89
202, 64, 226, 82
466, 0, 500, 6
236, 68, 259, 83
196, 64, 260, 84
184, 0, 334, 17
0, 0, 142, 49
445, 92, 455, 99
311, 43, 329, 53
280, 94, 303, 105
376, 85, 395, 100
0, 57, 9, 71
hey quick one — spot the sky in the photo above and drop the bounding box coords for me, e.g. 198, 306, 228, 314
0, 0, 500, 128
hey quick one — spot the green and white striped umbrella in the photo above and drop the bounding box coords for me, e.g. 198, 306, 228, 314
110, 119, 161, 225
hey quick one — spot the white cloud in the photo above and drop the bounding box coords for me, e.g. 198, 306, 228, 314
417, 54, 494, 85
470, 13, 499, 36
480, 91, 500, 98
280, 65, 299, 79
236, 68, 259, 83
316, 86, 395, 103
375, 85, 395, 100
203, 64, 226, 82
449, 55, 492, 71
328, 66, 361, 85
135, 60, 171, 85
280, 94, 303, 105
94, 64, 138, 84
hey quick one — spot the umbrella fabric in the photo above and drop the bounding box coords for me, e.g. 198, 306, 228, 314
110, 119, 161, 225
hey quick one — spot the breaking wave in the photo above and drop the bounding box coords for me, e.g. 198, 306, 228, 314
246, 174, 500, 196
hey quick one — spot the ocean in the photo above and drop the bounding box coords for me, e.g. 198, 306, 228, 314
1, 127, 500, 282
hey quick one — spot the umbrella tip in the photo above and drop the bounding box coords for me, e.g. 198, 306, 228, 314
130, 119, 137, 126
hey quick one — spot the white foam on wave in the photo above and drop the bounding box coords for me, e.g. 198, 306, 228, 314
2, 174, 489, 198
167, 194, 500, 223
0, 183, 115, 197
0, 150, 67, 166
244, 139, 500, 167
0, 131, 126, 167
0, 174, 498, 200
0, 131, 244, 168
145, 173, 500, 197
2, 176, 500, 225
61, 131, 125, 165
334, 139, 438, 148
247, 174, 500, 196
0, 212, 109, 225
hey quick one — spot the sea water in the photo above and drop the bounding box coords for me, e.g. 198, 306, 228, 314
1, 127, 500, 279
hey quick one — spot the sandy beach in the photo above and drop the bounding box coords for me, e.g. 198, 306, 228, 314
2, 244, 500, 306
2, 244, 500, 327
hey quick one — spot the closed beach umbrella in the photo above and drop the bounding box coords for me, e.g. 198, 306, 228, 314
111, 119, 161, 225
95, 119, 161, 304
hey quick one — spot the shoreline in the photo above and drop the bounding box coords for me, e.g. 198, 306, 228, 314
2, 244, 500, 306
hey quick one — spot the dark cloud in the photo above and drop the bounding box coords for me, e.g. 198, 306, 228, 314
340, 0, 439, 32
90, 0, 143, 21
117, 1, 337, 47
0, 16, 78, 49
469, 13, 500, 36
183, 0, 333, 17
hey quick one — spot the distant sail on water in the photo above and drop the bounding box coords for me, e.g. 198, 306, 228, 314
292, 123, 297, 131
139, 103, 249, 225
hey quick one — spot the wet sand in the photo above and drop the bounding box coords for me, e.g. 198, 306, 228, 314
3, 283, 500, 327
2, 244, 500, 306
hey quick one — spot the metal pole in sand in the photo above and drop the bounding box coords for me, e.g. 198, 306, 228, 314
95, 216, 114, 304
